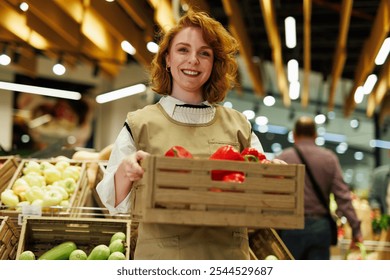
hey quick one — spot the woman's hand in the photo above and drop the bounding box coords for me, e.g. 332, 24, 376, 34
270, 158, 288, 165
121, 150, 150, 182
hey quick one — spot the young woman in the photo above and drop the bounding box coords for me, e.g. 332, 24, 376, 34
97, 10, 283, 259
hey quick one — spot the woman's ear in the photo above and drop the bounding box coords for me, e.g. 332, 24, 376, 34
165, 53, 170, 68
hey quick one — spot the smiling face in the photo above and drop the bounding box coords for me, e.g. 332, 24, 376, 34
165, 26, 214, 103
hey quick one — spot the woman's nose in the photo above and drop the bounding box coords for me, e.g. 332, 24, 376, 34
188, 51, 199, 64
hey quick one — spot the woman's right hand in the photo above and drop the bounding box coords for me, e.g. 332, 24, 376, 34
121, 150, 150, 182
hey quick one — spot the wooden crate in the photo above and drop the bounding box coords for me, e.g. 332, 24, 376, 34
0, 216, 19, 260
16, 216, 132, 260
0, 159, 88, 217
249, 228, 294, 260
131, 156, 305, 229
0, 156, 19, 194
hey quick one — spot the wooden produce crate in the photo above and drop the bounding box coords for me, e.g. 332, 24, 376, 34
249, 228, 294, 260
0, 216, 19, 260
0, 156, 19, 194
131, 156, 305, 229
16, 216, 132, 260
0, 159, 88, 218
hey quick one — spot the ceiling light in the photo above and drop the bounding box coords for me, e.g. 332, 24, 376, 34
284, 17, 296, 49
363, 74, 377, 94
289, 81, 300, 100
121, 40, 136, 55
242, 110, 255, 120
263, 95, 275, 107
287, 59, 299, 82
146, 41, 159, 54
0, 45, 11, 66
52, 58, 66, 76
375, 37, 390, 65
314, 113, 326, 125
19, 2, 29, 12
255, 116, 268, 126
95, 83, 147, 104
0, 81, 82, 100
0, 53, 11, 66
354, 86, 364, 104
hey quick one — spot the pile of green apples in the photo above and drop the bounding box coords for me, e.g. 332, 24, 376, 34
0, 160, 81, 210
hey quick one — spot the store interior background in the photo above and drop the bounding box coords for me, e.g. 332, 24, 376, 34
0, 0, 389, 200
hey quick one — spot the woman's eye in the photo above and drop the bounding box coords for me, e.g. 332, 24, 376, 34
200, 51, 211, 57
177, 47, 188, 53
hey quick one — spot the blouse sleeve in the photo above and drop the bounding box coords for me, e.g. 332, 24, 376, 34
96, 124, 137, 215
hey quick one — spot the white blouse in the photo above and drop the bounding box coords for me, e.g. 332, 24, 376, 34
96, 96, 264, 214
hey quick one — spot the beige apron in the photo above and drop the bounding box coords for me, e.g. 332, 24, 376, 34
127, 103, 252, 260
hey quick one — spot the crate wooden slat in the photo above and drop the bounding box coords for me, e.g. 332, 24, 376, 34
0, 156, 19, 194
0, 216, 19, 260
249, 228, 294, 260
16, 216, 132, 260
132, 156, 305, 229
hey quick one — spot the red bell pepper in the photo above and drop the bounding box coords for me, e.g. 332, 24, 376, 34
209, 145, 245, 181
164, 146, 193, 158
222, 173, 245, 183
241, 147, 267, 162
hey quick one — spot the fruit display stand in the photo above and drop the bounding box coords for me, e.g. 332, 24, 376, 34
0, 216, 19, 260
0, 159, 89, 220
131, 155, 305, 229
0, 156, 20, 194
15, 216, 132, 260
90, 162, 111, 217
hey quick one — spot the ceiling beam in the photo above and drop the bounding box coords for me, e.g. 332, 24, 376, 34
183, 0, 210, 13
302, 0, 312, 108
117, 0, 155, 42
344, 0, 390, 117
259, 0, 290, 106
328, 0, 352, 111
148, 0, 176, 32
222, 0, 265, 96
367, 58, 390, 118
89, 0, 153, 67
27, 0, 82, 47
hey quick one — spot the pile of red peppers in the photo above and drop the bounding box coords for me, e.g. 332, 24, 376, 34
164, 145, 268, 186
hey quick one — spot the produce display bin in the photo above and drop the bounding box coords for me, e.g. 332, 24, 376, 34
16, 216, 132, 260
0, 156, 19, 194
0, 216, 19, 260
0, 159, 88, 217
248, 228, 294, 260
131, 156, 305, 229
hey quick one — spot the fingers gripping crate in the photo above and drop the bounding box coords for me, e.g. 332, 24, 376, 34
0, 216, 19, 260
16, 217, 132, 260
249, 228, 294, 260
132, 156, 305, 229
0, 156, 19, 194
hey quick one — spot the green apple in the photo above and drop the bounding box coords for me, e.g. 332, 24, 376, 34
69, 249, 87, 260
18, 250, 36, 260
